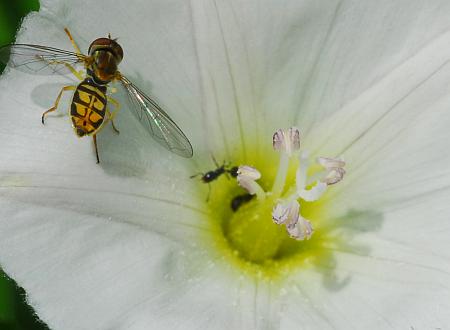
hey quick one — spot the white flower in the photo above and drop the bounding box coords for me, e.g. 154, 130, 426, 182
1, 1, 450, 329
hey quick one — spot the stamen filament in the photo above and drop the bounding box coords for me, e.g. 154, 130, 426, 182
250, 181, 266, 201
271, 152, 290, 196
237, 166, 266, 200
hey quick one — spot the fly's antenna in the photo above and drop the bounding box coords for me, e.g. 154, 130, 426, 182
107, 33, 118, 41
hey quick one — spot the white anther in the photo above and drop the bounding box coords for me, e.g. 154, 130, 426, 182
322, 167, 346, 185
237, 165, 261, 181
273, 127, 300, 156
317, 156, 346, 186
237, 165, 265, 199
317, 157, 346, 169
286, 215, 313, 240
272, 200, 299, 225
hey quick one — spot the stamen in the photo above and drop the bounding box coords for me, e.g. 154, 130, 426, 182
272, 127, 300, 156
272, 200, 299, 225
317, 156, 346, 185
286, 214, 313, 240
322, 167, 346, 185
295, 151, 309, 192
272, 200, 313, 240
290, 151, 328, 202
271, 152, 290, 196
317, 157, 345, 169
237, 166, 266, 200
237, 165, 261, 180
205, 127, 347, 251
272, 127, 301, 196
297, 181, 327, 202
272, 203, 290, 224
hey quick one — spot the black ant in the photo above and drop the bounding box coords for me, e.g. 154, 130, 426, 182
191, 157, 239, 201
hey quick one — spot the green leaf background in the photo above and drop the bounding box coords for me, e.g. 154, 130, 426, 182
1, 1, 50, 329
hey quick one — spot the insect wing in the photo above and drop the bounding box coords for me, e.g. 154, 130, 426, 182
120, 77, 193, 158
0, 44, 87, 75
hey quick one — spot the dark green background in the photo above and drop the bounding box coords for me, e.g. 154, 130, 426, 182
1, 1, 50, 329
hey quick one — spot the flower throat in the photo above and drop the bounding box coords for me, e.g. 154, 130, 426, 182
196, 128, 346, 272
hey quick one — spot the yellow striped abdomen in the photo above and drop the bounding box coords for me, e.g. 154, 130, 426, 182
71, 78, 107, 137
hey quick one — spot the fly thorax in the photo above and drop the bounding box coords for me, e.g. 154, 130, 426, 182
91, 50, 118, 84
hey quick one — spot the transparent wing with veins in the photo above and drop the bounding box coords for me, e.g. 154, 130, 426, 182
119, 75, 193, 158
0, 44, 87, 75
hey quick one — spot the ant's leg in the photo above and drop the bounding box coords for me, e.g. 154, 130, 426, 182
42, 85, 76, 124
190, 172, 204, 179
211, 155, 220, 168
206, 183, 211, 202
64, 27, 82, 55
92, 134, 100, 164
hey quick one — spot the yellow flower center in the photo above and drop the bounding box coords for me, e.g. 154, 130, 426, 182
196, 128, 347, 280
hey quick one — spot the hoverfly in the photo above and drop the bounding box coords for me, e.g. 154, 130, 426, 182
0, 28, 193, 163
190, 157, 238, 201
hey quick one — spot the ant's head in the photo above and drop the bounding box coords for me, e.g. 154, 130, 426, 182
227, 166, 239, 177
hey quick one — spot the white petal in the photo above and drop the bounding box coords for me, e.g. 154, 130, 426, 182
2, 1, 450, 329
0, 199, 274, 330
281, 192, 450, 328
295, 1, 450, 134
308, 41, 450, 212
301, 6, 450, 209
0, 84, 207, 241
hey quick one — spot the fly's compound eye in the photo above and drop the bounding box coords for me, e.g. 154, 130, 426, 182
95, 52, 118, 75
88, 37, 123, 62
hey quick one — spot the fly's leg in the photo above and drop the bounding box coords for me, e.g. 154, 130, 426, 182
41, 29, 85, 79
64, 27, 82, 55
107, 109, 120, 134
44, 59, 84, 81
42, 85, 76, 124
63, 27, 88, 76
93, 134, 100, 164
106, 96, 121, 134
37, 51, 84, 80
